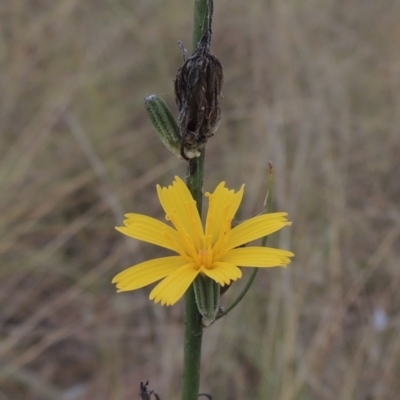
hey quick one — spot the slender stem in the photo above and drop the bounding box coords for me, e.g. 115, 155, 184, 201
193, 0, 213, 49
182, 284, 203, 400
216, 268, 259, 320
186, 155, 205, 212
182, 3, 212, 400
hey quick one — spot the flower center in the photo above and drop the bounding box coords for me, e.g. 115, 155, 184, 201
197, 234, 214, 269
198, 248, 209, 268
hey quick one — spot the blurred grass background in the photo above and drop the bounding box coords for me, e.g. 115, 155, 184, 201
1, 0, 400, 399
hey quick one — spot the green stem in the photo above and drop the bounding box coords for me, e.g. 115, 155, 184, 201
182, 2, 212, 400
216, 268, 259, 320
182, 282, 203, 400
182, 157, 205, 400
192, 0, 213, 49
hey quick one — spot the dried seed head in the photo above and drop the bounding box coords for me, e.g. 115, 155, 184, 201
174, 29, 223, 160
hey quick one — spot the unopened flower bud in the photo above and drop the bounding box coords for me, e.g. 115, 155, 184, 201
144, 95, 181, 157
193, 274, 220, 326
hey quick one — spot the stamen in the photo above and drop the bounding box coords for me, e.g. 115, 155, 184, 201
180, 230, 201, 262
163, 209, 199, 262
212, 233, 227, 261
205, 235, 213, 266
198, 249, 207, 267
163, 229, 192, 263
167, 208, 181, 231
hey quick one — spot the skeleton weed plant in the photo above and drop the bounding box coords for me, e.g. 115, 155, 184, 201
113, 1, 294, 399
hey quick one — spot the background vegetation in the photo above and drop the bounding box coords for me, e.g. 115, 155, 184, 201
1, 0, 400, 399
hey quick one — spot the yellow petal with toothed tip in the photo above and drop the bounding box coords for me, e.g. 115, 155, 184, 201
205, 183, 244, 242
112, 256, 185, 291
227, 185, 245, 221
157, 176, 203, 246
116, 214, 181, 252
227, 212, 291, 249
150, 263, 200, 306
224, 247, 294, 267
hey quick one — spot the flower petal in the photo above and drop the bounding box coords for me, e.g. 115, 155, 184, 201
112, 256, 185, 291
202, 262, 242, 286
150, 263, 199, 306
227, 185, 245, 221
227, 212, 291, 249
224, 247, 294, 267
157, 176, 203, 248
205, 183, 244, 242
116, 214, 181, 252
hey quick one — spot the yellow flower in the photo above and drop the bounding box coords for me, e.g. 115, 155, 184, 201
113, 176, 294, 306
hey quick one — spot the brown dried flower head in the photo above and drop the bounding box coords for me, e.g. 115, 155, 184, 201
174, 29, 223, 160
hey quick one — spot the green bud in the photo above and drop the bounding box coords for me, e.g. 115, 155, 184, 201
193, 275, 220, 326
144, 95, 181, 157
